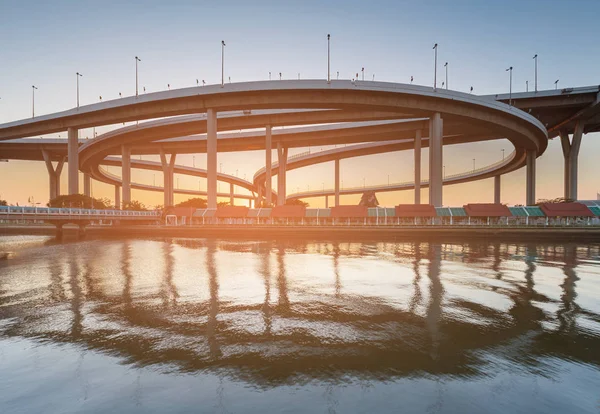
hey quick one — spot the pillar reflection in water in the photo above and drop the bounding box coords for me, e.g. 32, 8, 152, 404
276, 243, 290, 312
409, 242, 422, 314
259, 242, 272, 336
69, 250, 83, 339
427, 243, 444, 360
558, 244, 579, 334
333, 243, 341, 297
206, 239, 222, 358
161, 241, 178, 308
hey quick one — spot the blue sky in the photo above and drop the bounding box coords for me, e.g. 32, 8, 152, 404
1, 0, 599, 206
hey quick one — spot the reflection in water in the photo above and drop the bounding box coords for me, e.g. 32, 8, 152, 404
1, 238, 600, 413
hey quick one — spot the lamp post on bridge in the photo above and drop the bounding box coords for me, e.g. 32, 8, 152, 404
221, 40, 226, 87
76, 72, 83, 108
533, 54, 538, 93
327, 34, 331, 83
31, 85, 38, 118
135, 56, 141, 96
555, 79, 559, 90
444, 62, 448, 89
506, 66, 513, 106
433, 43, 438, 90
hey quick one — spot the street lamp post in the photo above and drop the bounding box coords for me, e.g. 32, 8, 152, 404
444, 165, 446, 178
76, 72, 83, 108
361, 67, 364, 81
555, 79, 559, 90
506, 66, 513, 106
433, 43, 438, 89
327, 34, 331, 83
473, 158, 476, 172
31, 85, 38, 118
533, 54, 538, 92
444, 62, 448, 89
526, 80, 528, 92
135, 56, 141, 96
221, 40, 226, 87
502, 149, 505, 160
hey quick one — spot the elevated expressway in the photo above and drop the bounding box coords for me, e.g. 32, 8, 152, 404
0, 80, 552, 207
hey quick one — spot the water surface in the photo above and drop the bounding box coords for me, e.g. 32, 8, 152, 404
1, 235, 600, 413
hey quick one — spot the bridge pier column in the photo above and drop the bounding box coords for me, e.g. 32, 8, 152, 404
428, 113, 443, 207
560, 121, 584, 201
277, 143, 288, 206
83, 174, 91, 197
42, 150, 65, 202
230, 183, 234, 206
325, 196, 329, 208
160, 150, 176, 207
494, 175, 501, 204
265, 125, 272, 205
115, 185, 121, 209
526, 150, 536, 206
414, 129, 422, 204
207, 109, 218, 209
334, 159, 340, 206
67, 127, 79, 195
121, 145, 131, 206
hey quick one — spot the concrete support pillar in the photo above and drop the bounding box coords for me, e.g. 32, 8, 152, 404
414, 129, 422, 204
277, 142, 288, 206
560, 121, 584, 201
249, 198, 252, 208
115, 185, 121, 209
230, 183, 234, 206
494, 175, 501, 204
428, 113, 443, 207
83, 174, 91, 197
67, 127, 79, 195
160, 150, 177, 207
207, 109, 218, 209
265, 125, 272, 205
334, 159, 340, 207
42, 150, 65, 201
325, 196, 329, 208
121, 145, 131, 206
526, 150, 536, 206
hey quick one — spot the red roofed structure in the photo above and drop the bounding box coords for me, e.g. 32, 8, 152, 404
215, 206, 249, 218
463, 203, 512, 217
539, 202, 594, 217
271, 205, 306, 218
395, 204, 437, 217
330, 205, 368, 218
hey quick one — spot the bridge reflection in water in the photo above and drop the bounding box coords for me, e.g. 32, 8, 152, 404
1, 237, 600, 413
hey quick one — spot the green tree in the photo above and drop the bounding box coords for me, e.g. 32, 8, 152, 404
122, 200, 147, 211
285, 199, 309, 207
175, 197, 207, 208
47, 194, 110, 209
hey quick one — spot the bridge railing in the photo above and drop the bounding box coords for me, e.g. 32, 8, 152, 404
0, 205, 160, 217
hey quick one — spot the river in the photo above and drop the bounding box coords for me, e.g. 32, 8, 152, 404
1, 235, 599, 413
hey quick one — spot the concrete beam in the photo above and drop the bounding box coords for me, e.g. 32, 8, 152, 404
121, 145, 131, 205
67, 127, 79, 195
334, 159, 340, 207
115, 185, 121, 209
559, 121, 584, 200
83, 173, 91, 197
428, 113, 443, 207
494, 175, 501, 204
277, 143, 288, 206
265, 125, 272, 204
207, 109, 217, 209
526, 150, 536, 206
414, 129, 422, 204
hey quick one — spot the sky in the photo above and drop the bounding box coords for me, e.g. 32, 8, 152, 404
1, 0, 599, 208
